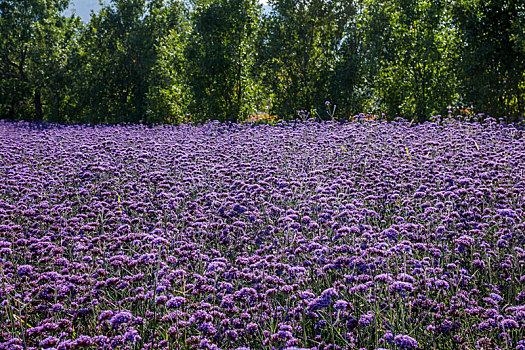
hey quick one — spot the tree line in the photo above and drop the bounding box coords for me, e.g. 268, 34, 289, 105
1, 0, 524, 124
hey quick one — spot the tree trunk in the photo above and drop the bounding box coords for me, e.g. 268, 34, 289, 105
34, 89, 43, 121
55, 91, 60, 122
7, 105, 15, 120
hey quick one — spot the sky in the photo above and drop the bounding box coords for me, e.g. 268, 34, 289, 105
65, 0, 106, 20
66, 0, 268, 21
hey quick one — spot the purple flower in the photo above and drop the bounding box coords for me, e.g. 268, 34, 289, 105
499, 319, 518, 329
17, 265, 34, 276
166, 296, 186, 308
334, 300, 349, 310
39, 336, 59, 348
394, 334, 419, 349
307, 297, 330, 310
390, 281, 414, 294
124, 327, 142, 343
246, 322, 258, 333
358, 312, 374, 327
383, 331, 394, 342
320, 287, 338, 299
109, 311, 133, 328
71, 335, 93, 347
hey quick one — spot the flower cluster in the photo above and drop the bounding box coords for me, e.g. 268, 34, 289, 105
241, 113, 278, 125
0, 118, 523, 349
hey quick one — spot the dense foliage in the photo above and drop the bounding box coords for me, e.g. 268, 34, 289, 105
0, 119, 524, 349
1, 0, 524, 123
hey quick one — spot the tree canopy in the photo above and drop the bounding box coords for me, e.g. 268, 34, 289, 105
1, 0, 524, 124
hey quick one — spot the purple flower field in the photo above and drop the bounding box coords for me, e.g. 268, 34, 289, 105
0, 118, 524, 350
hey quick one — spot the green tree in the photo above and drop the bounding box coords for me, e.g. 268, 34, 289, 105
0, 0, 79, 121
358, 0, 459, 122
453, 0, 525, 122
185, 0, 262, 122
71, 0, 180, 124
329, 15, 362, 118
146, 1, 191, 124
257, 0, 356, 120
